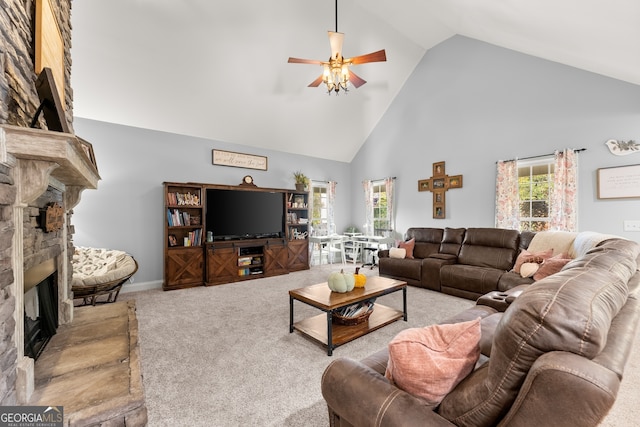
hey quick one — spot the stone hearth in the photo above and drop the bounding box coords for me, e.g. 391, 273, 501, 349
28, 301, 147, 426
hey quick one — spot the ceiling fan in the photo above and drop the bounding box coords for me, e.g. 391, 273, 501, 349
287, 0, 386, 94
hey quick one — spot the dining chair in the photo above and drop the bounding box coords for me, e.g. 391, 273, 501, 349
327, 235, 346, 265
344, 238, 362, 264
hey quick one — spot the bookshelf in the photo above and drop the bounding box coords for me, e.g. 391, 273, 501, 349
163, 182, 205, 290
163, 181, 310, 290
286, 191, 310, 271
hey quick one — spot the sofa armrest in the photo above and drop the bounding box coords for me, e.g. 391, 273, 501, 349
501, 351, 620, 426
476, 284, 529, 312
378, 249, 390, 258
321, 358, 456, 427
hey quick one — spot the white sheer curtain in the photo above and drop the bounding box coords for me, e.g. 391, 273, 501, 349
495, 159, 520, 229
550, 149, 578, 231
362, 180, 373, 235
327, 181, 337, 234
384, 177, 395, 234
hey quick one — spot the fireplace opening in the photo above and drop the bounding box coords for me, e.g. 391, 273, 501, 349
24, 260, 58, 361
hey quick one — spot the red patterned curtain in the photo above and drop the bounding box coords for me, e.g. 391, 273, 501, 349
495, 159, 520, 229
550, 149, 578, 231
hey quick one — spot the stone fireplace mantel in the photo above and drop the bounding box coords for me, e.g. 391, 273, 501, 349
0, 124, 101, 403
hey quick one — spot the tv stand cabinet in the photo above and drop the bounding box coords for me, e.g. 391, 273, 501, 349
163, 181, 309, 290
205, 238, 289, 286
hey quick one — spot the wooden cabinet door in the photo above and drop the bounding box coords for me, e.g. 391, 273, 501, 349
287, 239, 309, 271
205, 245, 237, 285
264, 241, 288, 276
165, 247, 204, 289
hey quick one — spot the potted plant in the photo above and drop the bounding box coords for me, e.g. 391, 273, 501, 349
293, 171, 310, 191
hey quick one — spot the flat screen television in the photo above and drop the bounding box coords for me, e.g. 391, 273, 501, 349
206, 189, 285, 240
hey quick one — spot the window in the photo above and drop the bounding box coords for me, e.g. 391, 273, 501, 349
518, 158, 554, 231
372, 180, 389, 235
310, 181, 328, 234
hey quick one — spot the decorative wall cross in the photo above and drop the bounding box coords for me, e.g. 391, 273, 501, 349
418, 161, 463, 219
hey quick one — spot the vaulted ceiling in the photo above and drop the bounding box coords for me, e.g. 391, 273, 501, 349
70, 0, 640, 162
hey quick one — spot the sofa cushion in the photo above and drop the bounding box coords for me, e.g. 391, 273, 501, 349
389, 248, 406, 259
532, 253, 572, 281
441, 264, 505, 296
398, 238, 415, 259
407, 228, 444, 259
379, 257, 423, 282
439, 227, 466, 255
458, 228, 520, 270
512, 248, 553, 274
520, 262, 539, 278
385, 318, 481, 406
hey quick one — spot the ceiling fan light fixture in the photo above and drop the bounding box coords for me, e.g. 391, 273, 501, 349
287, 0, 386, 95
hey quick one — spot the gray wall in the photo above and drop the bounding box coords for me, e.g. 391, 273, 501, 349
72, 119, 351, 287
73, 35, 640, 288
350, 36, 640, 241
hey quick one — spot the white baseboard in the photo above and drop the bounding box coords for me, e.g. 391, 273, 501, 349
121, 279, 162, 293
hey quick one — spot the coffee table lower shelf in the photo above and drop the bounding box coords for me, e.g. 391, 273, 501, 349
292, 304, 403, 354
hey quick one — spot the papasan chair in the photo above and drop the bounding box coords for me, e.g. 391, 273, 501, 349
72, 247, 138, 306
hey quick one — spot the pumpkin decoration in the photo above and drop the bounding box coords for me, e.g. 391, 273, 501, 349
328, 269, 356, 293
353, 267, 367, 288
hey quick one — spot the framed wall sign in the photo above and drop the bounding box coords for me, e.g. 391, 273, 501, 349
597, 164, 640, 199
212, 149, 268, 171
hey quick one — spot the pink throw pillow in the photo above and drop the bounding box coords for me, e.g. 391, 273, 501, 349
512, 248, 553, 274
533, 253, 572, 281
384, 318, 481, 406
398, 238, 415, 259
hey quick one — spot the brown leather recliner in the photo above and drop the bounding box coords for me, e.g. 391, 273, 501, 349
322, 239, 640, 426
379, 227, 535, 299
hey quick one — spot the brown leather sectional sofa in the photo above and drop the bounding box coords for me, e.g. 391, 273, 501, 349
378, 227, 537, 299
322, 236, 640, 426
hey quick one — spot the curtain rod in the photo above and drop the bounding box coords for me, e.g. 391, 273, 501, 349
363, 176, 397, 183
499, 148, 586, 163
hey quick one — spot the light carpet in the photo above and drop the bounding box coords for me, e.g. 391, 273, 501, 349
122, 265, 639, 426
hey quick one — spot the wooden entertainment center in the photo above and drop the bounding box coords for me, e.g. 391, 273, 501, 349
163, 181, 309, 290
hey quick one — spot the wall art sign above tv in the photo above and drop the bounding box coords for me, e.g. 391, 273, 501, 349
212, 149, 268, 171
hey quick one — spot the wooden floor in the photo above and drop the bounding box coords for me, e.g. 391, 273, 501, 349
29, 300, 147, 426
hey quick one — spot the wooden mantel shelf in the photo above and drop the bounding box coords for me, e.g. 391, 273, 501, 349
0, 124, 100, 190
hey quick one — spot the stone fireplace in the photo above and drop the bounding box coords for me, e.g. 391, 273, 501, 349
0, 124, 100, 404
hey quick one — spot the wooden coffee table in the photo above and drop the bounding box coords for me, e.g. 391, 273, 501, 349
289, 276, 407, 355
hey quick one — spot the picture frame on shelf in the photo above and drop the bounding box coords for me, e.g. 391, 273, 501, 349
433, 161, 445, 177
168, 234, 178, 247
418, 179, 431, 192
447, 175, 463, 189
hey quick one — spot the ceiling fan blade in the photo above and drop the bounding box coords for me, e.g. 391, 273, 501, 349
348, 49, 387, 65
288, 57, 323, 65
328, 31, 344, 59
348, 70, 367, 88
308, 75, 324, 88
